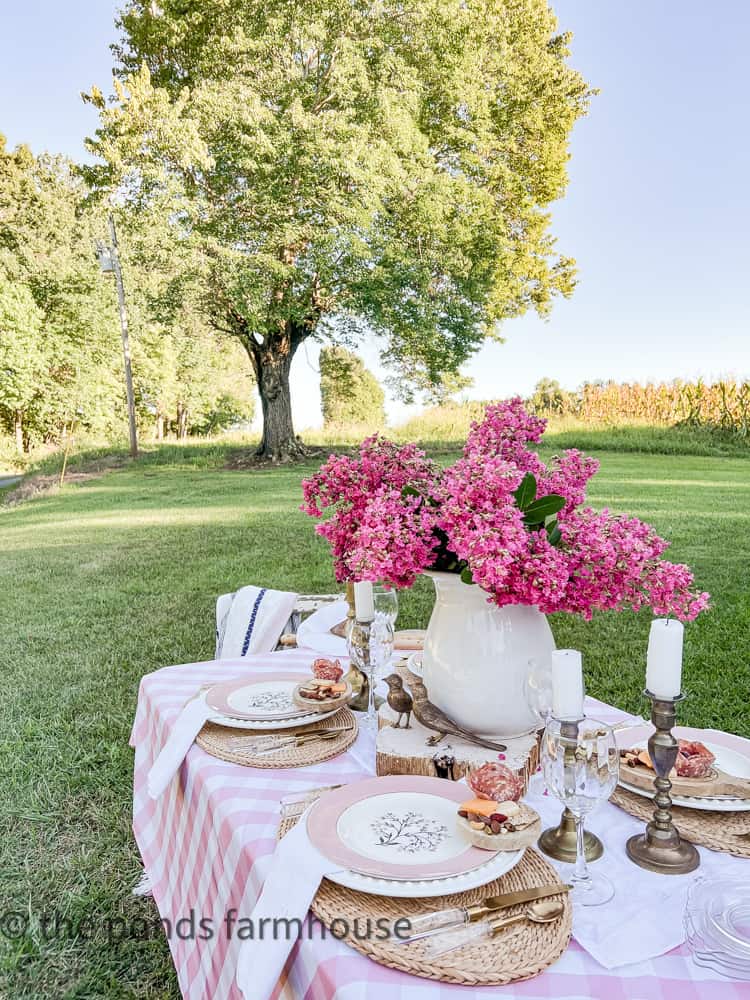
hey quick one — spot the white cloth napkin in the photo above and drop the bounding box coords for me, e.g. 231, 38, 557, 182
236, 811, 340, 1000
524, 768, 750, 969
295, 600, 349, 657
146, 696, 212, 798
219, 586, 298, 659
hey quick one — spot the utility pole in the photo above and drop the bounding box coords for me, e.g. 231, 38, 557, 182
96, 215, 138, 457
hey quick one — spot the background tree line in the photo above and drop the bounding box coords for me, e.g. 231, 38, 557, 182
0, 136, 253, 454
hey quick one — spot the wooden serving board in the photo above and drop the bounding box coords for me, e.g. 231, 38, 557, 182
292, 681, 352, 715
620, 762, 750, 800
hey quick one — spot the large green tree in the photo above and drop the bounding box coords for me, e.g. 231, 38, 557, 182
87, 0, 592, 460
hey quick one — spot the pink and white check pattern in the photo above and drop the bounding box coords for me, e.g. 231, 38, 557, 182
131, 652, 746, 999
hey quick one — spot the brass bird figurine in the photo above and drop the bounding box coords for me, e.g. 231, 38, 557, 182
384, 674, 413, 729
405, 671, 507, 753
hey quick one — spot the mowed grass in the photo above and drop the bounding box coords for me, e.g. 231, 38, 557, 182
0, 444, 748, 997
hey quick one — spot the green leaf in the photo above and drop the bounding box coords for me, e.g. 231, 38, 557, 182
513, 472, 537, 510
522, 494, 566, 525
546, 523, 562, 547
401, 485, 420, 499
460, 566, 474, 585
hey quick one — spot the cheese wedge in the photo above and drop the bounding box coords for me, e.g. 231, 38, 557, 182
458, 798, 500, 817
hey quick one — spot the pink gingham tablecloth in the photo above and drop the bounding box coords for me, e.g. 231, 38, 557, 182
130, 651, 747, 999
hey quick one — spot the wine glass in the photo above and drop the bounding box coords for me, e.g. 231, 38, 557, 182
541, 717, 619, 906
370, 612, 395, 685
347, 620, 377, 735
525, 657, 554, 727
373, 585, 399, 626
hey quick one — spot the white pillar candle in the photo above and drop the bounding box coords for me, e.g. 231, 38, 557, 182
353, 581, 375, 622
551, 649, 585, 721
646, 618, 684, 699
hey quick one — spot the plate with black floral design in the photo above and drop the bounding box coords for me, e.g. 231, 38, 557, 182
307, 775, 522, 886
206, 673, 327, 722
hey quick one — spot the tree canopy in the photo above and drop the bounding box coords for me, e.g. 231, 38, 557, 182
86, 0, 593, 460
0, 135, 253, 452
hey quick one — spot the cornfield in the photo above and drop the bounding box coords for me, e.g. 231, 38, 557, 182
533, 379, 750, 437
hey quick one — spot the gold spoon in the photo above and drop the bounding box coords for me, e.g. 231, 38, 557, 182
425, 899, 565, 958
488, 898, 565, 935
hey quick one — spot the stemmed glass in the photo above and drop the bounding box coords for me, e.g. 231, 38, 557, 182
525, 657, 554, 727
373, 585, 399, 627
541, 717, 619, 906
370, 613, 395, 685
347, 615, 395, 735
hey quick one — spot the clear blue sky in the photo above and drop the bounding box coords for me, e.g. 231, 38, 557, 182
1, 1, 747, 428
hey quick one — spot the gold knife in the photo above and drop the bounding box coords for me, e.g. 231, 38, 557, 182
397, 883, 571, 944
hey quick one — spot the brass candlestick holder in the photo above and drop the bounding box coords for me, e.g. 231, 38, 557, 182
538, 718, 604, 864
626, 691, 700, 875
330, 580, 356, 639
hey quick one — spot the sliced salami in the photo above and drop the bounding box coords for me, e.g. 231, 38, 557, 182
312, 657, 344, 682
468, 762, 522, 803
675, 740, 715, 778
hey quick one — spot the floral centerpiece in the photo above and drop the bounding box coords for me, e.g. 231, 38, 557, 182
302, 399, 709, 737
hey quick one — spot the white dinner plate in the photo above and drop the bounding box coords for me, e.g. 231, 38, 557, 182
616, 726, 750, 812
324, 845, 524, 898
202, 694, 340, 731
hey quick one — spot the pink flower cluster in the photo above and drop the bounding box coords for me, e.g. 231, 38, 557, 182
301, 398, 710, 621
300, 436, 439, 587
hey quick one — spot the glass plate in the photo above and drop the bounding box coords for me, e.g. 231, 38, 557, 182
685, 877, 750, 979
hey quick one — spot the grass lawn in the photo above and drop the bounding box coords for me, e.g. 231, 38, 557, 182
0, 443, 748, 996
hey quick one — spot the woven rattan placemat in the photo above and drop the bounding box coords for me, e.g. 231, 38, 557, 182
278, 813, 572, 986
196, 707, 358, 769
611, 785, 750, 859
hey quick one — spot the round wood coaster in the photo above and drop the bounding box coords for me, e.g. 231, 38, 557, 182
611, 785, 750, 859
196, 707, 358, 769
278, 814, 571, 986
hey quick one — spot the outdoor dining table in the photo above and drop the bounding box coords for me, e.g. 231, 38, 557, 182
131, 649, 748, 999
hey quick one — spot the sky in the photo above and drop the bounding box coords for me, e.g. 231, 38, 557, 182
0, 1, 748, 428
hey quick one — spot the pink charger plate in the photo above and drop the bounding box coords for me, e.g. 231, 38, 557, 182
205, 672, 311, 721
307, 775, 501, 881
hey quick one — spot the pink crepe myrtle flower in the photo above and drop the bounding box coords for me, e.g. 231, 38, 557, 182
301, 401, 710, 621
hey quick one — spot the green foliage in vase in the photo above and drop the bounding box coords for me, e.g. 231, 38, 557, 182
512, 471, 565, 545
319, 346, 385, 429
85, 0, 593, 460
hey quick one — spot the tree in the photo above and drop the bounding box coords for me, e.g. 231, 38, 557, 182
319, 346, 385, 428
86, 0, 593, 460
0, 137, 122, 449
528, 377, 569, 415
0, 277, 45, 450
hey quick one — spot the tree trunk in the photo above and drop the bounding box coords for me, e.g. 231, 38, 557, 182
176, 403, 188, 440
254, 339, 307, 461
14, 410, 23, 453
155, 413, 164, 441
